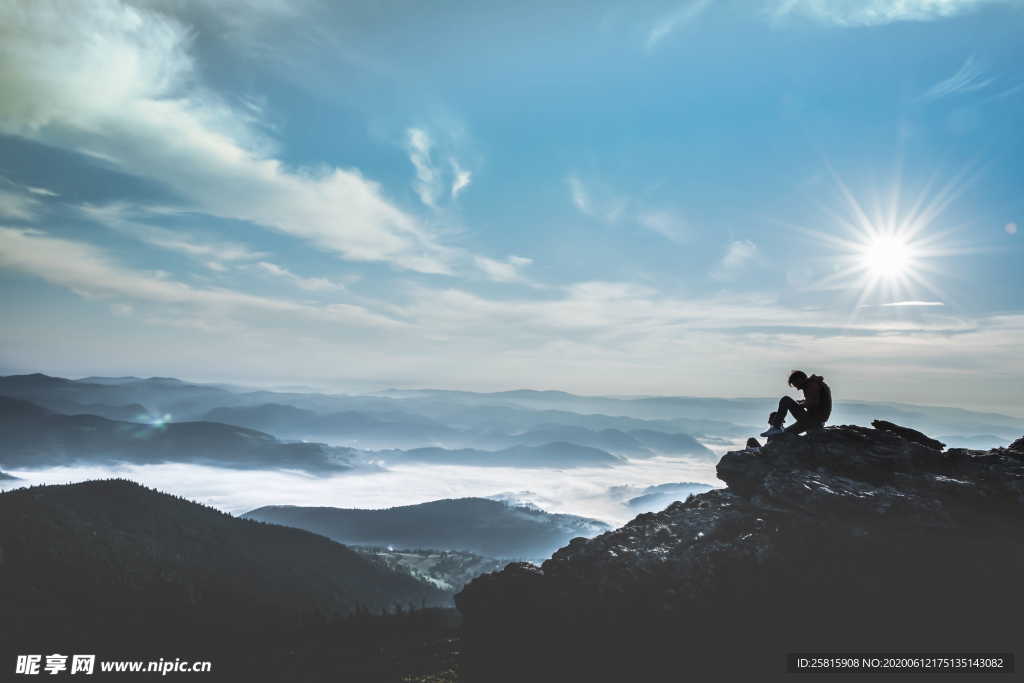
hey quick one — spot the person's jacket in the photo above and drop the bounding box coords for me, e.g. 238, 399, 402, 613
803, 375, 832, 424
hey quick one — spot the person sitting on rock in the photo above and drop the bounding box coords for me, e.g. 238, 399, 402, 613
760, 370, 832, 438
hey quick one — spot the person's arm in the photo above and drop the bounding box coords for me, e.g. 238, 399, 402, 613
803, 381, 820, 411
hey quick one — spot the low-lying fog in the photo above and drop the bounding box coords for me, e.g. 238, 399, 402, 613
0, 449, 734, 527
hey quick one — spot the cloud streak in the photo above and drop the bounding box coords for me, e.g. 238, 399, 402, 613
646, 0, 711, 50
922, 55, 994, 99
254, 261, 343, 292
712, 240, 758, 281
0, 227, 401, 329
772, 0, 1010, 26
81, 202, 269, 266
0, 0, 456, 274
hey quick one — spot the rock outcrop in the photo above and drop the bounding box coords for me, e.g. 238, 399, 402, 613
456, 424, 1024, 682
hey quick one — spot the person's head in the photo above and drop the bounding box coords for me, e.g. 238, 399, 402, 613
788, 370, 808, 389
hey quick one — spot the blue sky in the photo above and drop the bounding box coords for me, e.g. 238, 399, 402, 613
0, 0, 1022, 412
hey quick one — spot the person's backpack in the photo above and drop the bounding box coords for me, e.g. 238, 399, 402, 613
813, 375, 832, 423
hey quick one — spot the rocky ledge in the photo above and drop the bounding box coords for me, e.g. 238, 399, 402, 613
456, 423, 1024, 682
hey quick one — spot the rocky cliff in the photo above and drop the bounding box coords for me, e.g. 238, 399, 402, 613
456, 423, 1024, 682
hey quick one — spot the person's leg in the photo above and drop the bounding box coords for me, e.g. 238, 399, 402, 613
772, 396, 808, 426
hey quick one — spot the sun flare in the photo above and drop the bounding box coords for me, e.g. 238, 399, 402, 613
795, 169, 964, 313
860, 235, 913, 279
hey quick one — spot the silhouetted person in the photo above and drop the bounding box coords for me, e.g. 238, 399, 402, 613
760, 370, 831, 438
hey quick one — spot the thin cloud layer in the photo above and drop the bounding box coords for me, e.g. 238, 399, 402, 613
0, 227, 401, 329
922, 55, 995, 99
773, 0, 1009, 25
712, 240, 758, 281
0, 0, 455, 274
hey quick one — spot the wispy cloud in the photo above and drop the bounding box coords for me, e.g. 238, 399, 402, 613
922, 55, 994, 99
637, 211, 689, 244
881, 300, 945, 307
0, 228, 401, 329
407, 127, 474, 206
566, 175, 628, 223
772, 0, 1009, 26
0, 1, 456, 274
407, 128, 441, 207
711, 240, 758, 281
0, 190, 42, 222
473, 255, 534, 284
0, 177, 58, 221
254, 261, 343, 292
81, 203, 268, 267
568, 175, 690, 243
646, 0, 711, 51
451, 158, 472, 199
25, 185, 58, 197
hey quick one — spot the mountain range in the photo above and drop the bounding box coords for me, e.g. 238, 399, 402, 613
0, 396, 352, 473
244, 497, 611, 559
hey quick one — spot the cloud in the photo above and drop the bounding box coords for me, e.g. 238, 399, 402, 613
406, 128, 440, 207
254, 261, 343, 292
0, 0, 455, 274
566, 175, 628, 223
568, 175, 591, 215
568, 176, 691, 244
451, 158, 472, 199
81, 202, 268, 265
637, 211, 689, 244
712, 240, 758, 281
0, 227, 401, 329
0, 190, 41, 221
881, 300, 945, 307
646, 0, 712, 50
473, 255, 534, 283
771, 0, 1010, 26
25, 185, 59, 197
406, 127, 473, 206
922, 55, 994, 100
3, 227, 1020, 409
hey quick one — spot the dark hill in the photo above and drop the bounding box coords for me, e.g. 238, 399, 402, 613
456, 424, 1024, 682
244, 497, 610, 559
0, 396, 351, 473
0, 480, 448, 653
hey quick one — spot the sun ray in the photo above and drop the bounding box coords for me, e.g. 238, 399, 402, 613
789, 163, 972, 323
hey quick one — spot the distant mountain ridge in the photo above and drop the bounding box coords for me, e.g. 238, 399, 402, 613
376, 441, 626, 468
244, 497, 611, 559
3, 373, 1019, 472
0, 396, 351, 473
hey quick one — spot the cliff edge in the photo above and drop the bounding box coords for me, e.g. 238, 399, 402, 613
456, 423, 1024, 682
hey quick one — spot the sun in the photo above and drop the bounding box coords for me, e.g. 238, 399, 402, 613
791, 166, 965, 312
860, 234, 914, 280
836, 220, 939, 307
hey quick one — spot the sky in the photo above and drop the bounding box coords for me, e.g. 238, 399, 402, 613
0, 0, 1022, 413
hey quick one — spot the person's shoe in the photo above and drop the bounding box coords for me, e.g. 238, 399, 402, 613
760, 425, 786, 438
